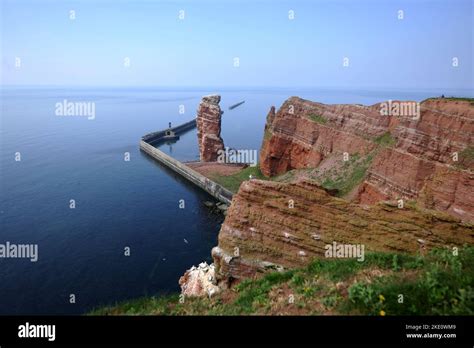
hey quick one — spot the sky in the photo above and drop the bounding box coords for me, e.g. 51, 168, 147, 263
1, 0, 473, 89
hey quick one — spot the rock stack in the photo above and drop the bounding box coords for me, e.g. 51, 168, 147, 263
196, 95, 224, 162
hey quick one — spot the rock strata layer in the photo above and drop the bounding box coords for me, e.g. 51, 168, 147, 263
197, 95, 224, 162
212, 179, 473, 285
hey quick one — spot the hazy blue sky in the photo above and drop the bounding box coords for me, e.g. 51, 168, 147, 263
1, 0, 473, 89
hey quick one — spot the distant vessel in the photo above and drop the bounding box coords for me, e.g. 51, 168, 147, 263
229, 100, 245, 110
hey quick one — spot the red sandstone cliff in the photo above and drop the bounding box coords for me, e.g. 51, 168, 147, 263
212, 179, 473, 285
197, 95, 224, 162
260, 97, 474, 221
260, 97, 394, 176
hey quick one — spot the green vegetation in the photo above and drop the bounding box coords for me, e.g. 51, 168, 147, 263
316, 132, 398, 196
321, 153, 375, 197
272, 169, 297, 183
308, 113, 328, 125
211, 165, 266, 193
423, 96, 474, 105
345, 247, 474, 315
91, 246, 474, 316
444, 97, 474, 104
460, 146, 474, 160
373, 132, 396, 147
263, 129, 272, 141
454, 146, 474, 170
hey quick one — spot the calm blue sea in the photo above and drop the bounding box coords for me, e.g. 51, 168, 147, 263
0, 86, 472, 314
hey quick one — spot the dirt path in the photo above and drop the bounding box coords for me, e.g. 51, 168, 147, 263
186, 161, 246, 177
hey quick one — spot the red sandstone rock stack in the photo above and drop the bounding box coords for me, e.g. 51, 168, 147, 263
196, 95, 224, 161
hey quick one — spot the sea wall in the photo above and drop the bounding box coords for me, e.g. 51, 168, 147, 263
140, 140, 233, 205
142, 119, 196, 144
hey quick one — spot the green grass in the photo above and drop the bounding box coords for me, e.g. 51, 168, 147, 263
263, 129, 272, 141
373, 132, 396, 147
316, 132, 396, 197
308, 113, 328, 125
444, 97, 474, 104
321, 152, 374, 197
91, 246, 474, 316
443, 97, 474, 102
232, 271, 295, 314
317, 133, 394, 197
211, 165, 266, 193
423, 96, 474, 105
344, 247, 474, 315
455, 146, 474, 170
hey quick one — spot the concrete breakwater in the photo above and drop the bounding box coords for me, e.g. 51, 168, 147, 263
142, 119, 196, 145
139, 139, 233, 205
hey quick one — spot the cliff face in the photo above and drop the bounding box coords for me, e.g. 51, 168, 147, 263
361, 148, 474, 220
260, 97, 474, 221
207, 96, 474, 286
197, 95, 224, 162
212, 179, 473, 284
260, 97, 394, 177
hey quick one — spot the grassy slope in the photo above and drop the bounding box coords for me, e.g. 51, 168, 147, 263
319, 153, 375, 197
210, 166, 267, 193
318, 132, 396, 197
209, 151, 378, 197
92, 246, 474, 316
455, 146, 474, 170
423, 97, 474, 105
308, 113, 328, 124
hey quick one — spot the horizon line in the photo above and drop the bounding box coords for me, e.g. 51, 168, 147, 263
1, 84, 473, 92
